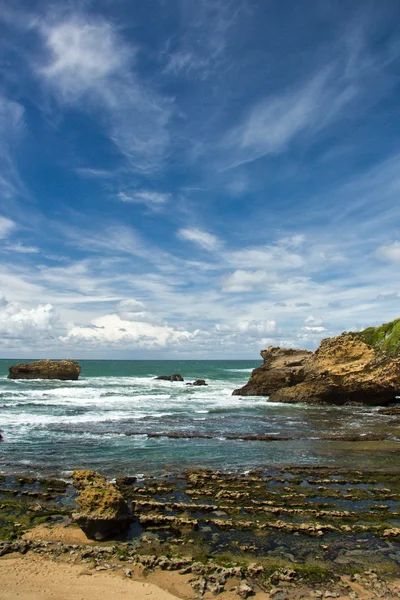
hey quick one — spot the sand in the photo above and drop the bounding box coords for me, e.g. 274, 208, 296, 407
0, 554, 182, 600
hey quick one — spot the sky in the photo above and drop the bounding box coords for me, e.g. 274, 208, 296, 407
1, 0, 400, 359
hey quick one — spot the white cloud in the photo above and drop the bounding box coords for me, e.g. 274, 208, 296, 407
3, 243, 39, 253
117, 191, 169, 206
302, 315, 326, 333
178, 228, 221, 251
226, 245, 305, 270
0, 216, 16, 239
0, 296, 59, 341
117, 299, 161, 324
38, 14, 172, 173
236, 319, 277, 337
375, 241, 400, 262
41, 18, 129, 99
222, 269, 274, 292
60, 313, 196, 349
222, 68, 357, 168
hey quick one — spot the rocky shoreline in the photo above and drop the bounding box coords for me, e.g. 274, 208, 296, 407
1, 466, 400, 598
233, 322, 400, 405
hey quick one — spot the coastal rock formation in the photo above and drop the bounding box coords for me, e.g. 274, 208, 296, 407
233, 320, 400, 405
72, 470, 131, 540
155, 374, 184, 381
186, 379, 207, 386
8, 360, 80, 380
233, 348, 312, 397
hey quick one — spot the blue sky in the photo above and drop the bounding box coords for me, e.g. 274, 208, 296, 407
1, 0, 400, 358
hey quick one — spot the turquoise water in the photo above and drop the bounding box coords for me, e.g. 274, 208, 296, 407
0, 359, 398, 476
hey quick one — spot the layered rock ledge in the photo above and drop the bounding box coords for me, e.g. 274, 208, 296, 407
233, 320, 400, 405
8, 359, 80, 380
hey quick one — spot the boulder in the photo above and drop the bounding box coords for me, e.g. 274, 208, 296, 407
8, 360, 80, 380
72, 470, 131, 540
155, 374, 184, 382
186, 380, 207, 386
233, 320, 400, 405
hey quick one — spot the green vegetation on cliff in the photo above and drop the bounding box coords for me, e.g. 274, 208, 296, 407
355, 318, 400, 356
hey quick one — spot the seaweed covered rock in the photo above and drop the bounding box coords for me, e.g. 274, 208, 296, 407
72, 470, 131, 540
8, 360, 80, 380
233, 320, 400, 405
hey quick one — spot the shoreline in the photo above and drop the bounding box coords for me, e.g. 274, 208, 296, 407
1, 465, 400, 598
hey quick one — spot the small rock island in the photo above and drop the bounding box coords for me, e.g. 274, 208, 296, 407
8, 359, 81, 380
233, 318, 400, 405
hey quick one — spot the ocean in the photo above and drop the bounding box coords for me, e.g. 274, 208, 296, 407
0, 359, 398, 477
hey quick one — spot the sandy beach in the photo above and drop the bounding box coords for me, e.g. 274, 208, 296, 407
0, 554, 184, 600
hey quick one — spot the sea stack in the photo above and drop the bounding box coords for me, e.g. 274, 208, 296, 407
8, 359, 80, 380
233, 319, 400, 406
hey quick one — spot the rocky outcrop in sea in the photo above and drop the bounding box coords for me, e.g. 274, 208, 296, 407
233, 319, 400, 405
8, 359, 80, 380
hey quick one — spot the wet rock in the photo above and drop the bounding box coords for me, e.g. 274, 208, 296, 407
155, 374, 184, 382
233, 325, 400, 405
238, 580, 255, 598
186, 380, 207, 386
377, 406, 400, 416
8, 359, 80, 380
72, 470, 131, 541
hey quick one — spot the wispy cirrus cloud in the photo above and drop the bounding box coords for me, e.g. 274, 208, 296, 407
221, 67, 357, 169
117, 190, 169, 207
163, 0, 246, 80
177, 227, 221, 251
36, 13, 173, 173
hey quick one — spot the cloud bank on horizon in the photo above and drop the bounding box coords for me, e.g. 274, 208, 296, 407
1, 0, 400, 358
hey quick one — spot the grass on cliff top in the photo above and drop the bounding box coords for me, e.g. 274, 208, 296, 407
353, 318, 400, 356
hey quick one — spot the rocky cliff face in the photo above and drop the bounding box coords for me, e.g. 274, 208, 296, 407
233, 322, 400, 405
8, 360, 80, 380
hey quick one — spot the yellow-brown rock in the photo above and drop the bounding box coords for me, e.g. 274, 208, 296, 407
233, 329, 400, 405
72, 470, 131, 540
8, 360, 80, 380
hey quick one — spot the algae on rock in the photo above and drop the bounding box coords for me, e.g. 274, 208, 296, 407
72, 470, 131, 540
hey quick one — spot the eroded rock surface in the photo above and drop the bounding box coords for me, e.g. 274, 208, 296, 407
8, 360, 80, 380
233, 326, 400, 405
72, 470, 131, 540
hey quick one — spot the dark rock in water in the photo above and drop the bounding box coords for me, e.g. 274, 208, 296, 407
233, 323, 400, 405
72, 470, 131, 541
155, 374, 184, 381
378, 406, 400, 416
186, 379, 207, 386
0, 433, 3, 441
8, 359, 80, 380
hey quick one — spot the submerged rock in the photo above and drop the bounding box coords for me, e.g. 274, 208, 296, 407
155, 374, 184, 382
233, 321, 400, 405
186, 379, 207, 386
72, 470, 131, 541
8, 359, 80, 380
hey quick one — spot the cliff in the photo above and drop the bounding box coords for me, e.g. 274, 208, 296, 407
233, 320, 400, 405
8, 359, 80, 380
